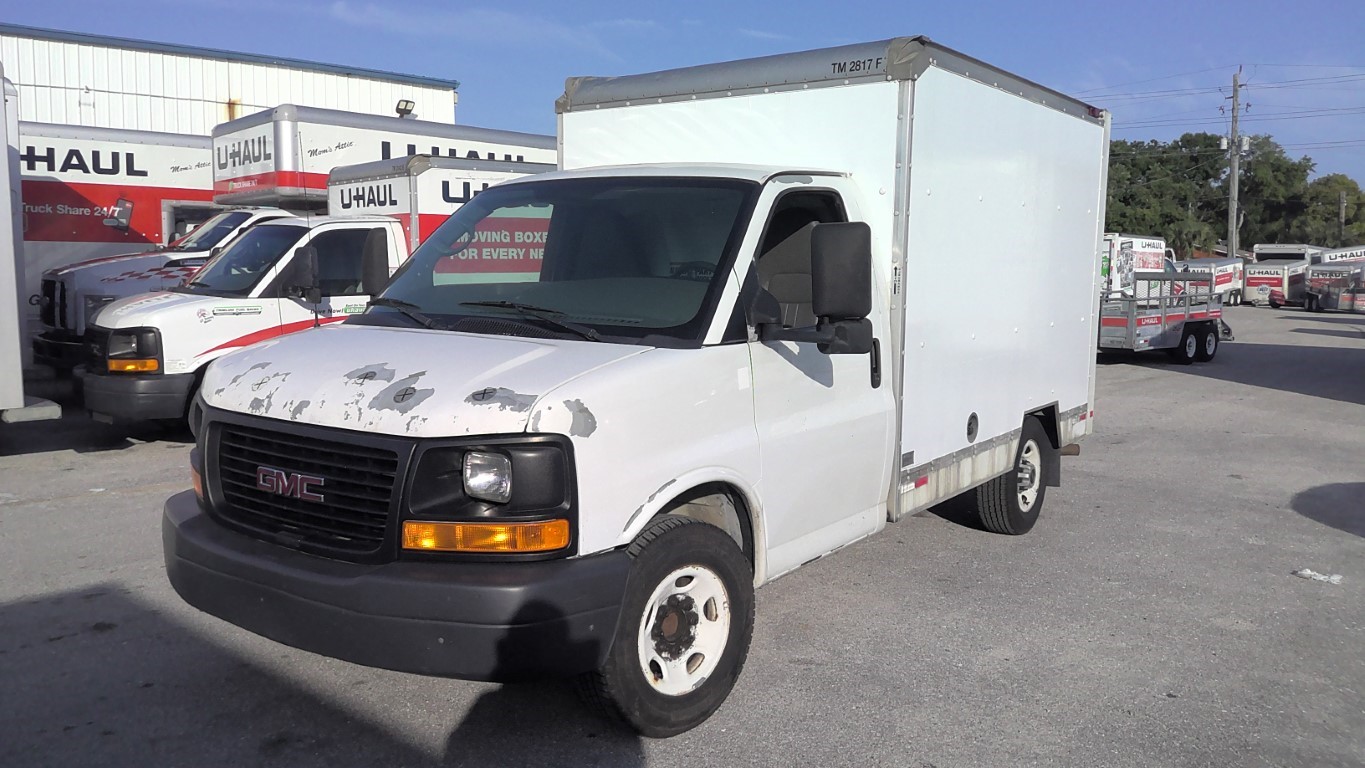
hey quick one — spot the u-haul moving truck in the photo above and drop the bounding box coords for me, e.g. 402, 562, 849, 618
1245, 243, 1326, 306
213, 105, 557, 210
164, 37, 1109, 737
18, 122, 222, 352
1102, 233, 1165, 296
326, 155, 555, 252
1303, 245, 1365, 312
1176, 256, 1244, 305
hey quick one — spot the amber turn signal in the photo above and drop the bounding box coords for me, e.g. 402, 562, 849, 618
191, 465, 204, 501
108, 358, 159, 373
402, 520, 570, 553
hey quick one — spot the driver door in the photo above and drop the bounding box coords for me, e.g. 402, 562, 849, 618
278, 224, 390, 334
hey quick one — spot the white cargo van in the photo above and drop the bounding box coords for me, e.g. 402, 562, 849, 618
163, 38, 1109, 736
81, 216, 409, 423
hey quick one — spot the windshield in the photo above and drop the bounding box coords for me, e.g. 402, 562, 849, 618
178, 225, 305, 297
366, 177, 757, 344
167, 211, 253, 251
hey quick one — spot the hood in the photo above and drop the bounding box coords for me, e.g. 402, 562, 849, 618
97, 291, 219, 328
202, 324, 651, 437
49, 248, 208, 298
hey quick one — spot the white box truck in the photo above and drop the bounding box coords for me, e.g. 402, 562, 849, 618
162, 38, 1109, 736
1176, 256, 1245, 305
2, 69, 59, 422
326, 155, 555, 253
213, 105, 557, 210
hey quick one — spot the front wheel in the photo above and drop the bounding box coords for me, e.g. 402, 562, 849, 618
577, 516, 755, 738
974, 417, 1052, 535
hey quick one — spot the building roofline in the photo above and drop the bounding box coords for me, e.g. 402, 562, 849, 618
0, 23, 460, 92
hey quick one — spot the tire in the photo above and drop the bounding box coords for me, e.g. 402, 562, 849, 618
1304, 295, 1316, 313
577, 515, 754, 738
974, 418, 1052, 535
1269, 299, 1281, 309
1196, 324, 1218, 362
1166, 328, 1199, 365
1231, 290, 1242, 306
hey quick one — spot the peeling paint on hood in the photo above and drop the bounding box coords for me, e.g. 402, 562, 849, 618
202, 324, 649, 437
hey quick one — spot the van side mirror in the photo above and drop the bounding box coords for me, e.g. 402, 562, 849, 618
287, 246, 321, 304
361, 229, 391, 296
754, 221, 874, 355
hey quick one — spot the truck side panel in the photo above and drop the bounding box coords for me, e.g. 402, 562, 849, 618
897, 66, 1104, 513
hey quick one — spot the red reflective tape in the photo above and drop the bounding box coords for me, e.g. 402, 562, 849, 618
201, 315, 346, 355
214, 170, 330, 195
912, 476, 928, 489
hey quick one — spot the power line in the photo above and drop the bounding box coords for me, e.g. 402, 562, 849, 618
1072, 65, 1231, 95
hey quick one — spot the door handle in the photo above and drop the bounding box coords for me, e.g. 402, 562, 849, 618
870, 338, 881, 388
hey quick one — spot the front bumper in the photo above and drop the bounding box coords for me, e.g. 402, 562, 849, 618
32, 331, 84, 371
83, 370, 196, 421
163, 491, 630, 681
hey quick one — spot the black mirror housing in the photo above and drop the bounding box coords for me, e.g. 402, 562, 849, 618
361, 229, 391, 296
811, 222, 872, 320
288, 245, 320, 302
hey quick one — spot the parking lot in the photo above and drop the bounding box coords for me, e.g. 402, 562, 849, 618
1, 305, 1361, 767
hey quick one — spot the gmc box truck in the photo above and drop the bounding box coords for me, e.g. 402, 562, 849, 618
163, 38, 1109, 737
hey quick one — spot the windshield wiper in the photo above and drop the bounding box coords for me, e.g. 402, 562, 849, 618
459, 300, 601, 342
368, 297, 444, 330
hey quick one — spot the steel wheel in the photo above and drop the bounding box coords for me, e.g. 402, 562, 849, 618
637, 566, 731, 697
1017, 438, 1042, 512
1184, 333, 1198, 359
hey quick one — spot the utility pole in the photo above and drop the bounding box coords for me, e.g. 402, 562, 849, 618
1227, 69, 1242, 260
1341, 190, 1348, 243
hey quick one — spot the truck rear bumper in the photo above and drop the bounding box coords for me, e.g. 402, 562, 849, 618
83, 371, 195, 421
162, 491, 629, 681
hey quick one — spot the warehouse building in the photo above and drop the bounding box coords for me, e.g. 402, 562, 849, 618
0, 23, 460, 132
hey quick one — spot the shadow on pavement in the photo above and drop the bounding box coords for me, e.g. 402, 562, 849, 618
0, 586, 645, 767
926, 490, 989, 532
1291, 483, 1365, 539
1291, 327, 1365, 341
1173, 342, 1365, 405
1, 377, 191, 457
1275, 314, 1365, 326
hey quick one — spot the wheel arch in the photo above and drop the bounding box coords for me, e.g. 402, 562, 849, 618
622, 472, 766, 585
1024, 404, 1062, 488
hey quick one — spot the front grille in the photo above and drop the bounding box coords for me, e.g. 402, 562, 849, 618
84, 326, 110, 368
39, 279, 56, 328
215, 422, 399, 554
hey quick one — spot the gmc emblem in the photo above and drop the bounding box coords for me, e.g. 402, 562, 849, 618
255, 465, 325, 503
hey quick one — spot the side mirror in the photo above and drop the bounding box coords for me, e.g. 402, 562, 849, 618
288, 245, 321, 304
209, 246, 223, 258
361, 229, 391, 296
752, 222, 874, 355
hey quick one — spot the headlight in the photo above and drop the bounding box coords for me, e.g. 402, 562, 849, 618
83, 295, 116, 325
106, 327, 162, 373
464, 451, 512, 503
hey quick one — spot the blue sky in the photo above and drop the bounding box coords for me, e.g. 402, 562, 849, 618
8, 1, 1365, 181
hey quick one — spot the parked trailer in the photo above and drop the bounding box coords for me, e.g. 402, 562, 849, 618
213, 105, 556, 210
1304, 262, 1365, 313
326, 155, 555, 252
1, 68, 59, 422
1245, 243, 1326, 307
1101, 233, 1165, 296
1177, 256, 1244, 305
163, 37, 1110, 736
1099, 271, 1225, 363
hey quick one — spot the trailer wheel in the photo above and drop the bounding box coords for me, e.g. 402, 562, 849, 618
974, 417, 1051, 535
1230, 290, 1241, 306
1304, 295, 1319, 313
1196, 324, 1218, 362
576, 515, 754, 738
1166, 328, 1199, 365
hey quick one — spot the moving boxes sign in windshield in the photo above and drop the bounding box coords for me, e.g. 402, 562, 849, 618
433, 206, 550, 283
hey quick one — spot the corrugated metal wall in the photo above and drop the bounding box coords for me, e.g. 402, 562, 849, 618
0, 34, 457, 133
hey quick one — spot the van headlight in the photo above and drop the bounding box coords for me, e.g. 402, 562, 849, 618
464, 451, 512, 503
106, 327, 162, 373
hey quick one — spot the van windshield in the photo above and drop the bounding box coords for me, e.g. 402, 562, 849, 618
167, 211, 252, 251
365, 177, 757, 344
178, 225, 306, 297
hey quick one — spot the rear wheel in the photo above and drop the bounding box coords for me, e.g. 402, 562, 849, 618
974, 418, 1052, 535
577, 515, 754, 738
1166, 328, 1199, 365
1195, 324, 1218, 362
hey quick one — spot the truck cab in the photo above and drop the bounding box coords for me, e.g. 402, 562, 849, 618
82, 215, 408, 423
33, 207, 293, 370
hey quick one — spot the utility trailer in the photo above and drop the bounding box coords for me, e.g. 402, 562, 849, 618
1099, 271, 1225, 363
1177, 256, 1244, 305
1304, 262, 1365, 313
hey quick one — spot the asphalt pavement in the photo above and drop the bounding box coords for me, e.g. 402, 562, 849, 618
1, 305, 1361, 767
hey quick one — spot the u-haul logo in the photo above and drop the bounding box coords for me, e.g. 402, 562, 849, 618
337, 183, 399, 209
1248, 268, 1281, 277
380, 140, 528, 163
216, 135, 273, 171
20, 146, 147, 177
441, 180, 494, 204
